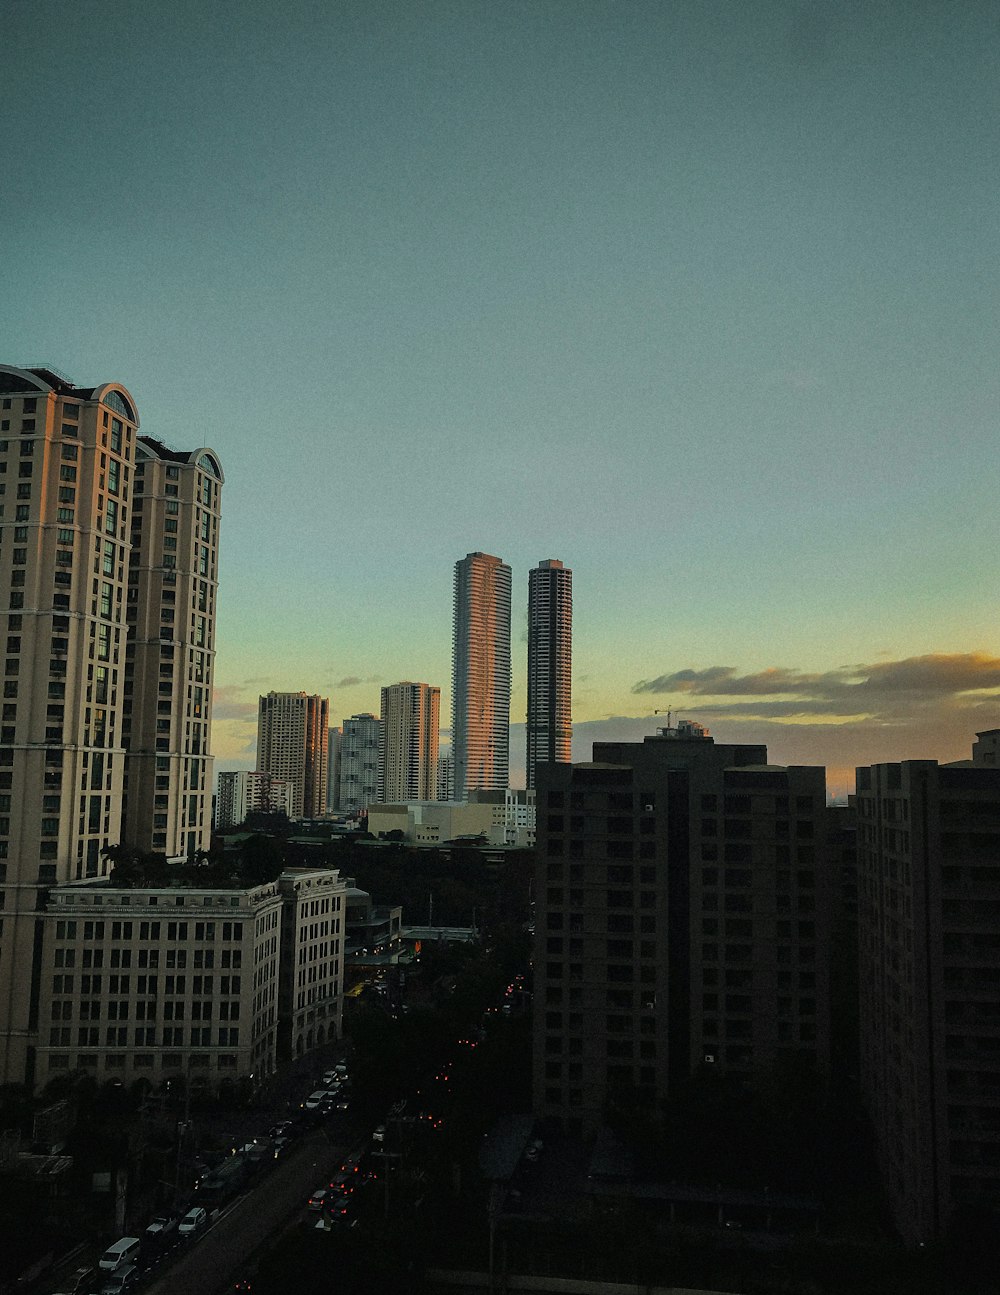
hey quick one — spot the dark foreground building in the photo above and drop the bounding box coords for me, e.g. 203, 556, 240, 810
533, 721, 832, 1135
856, 731, 1000, 1245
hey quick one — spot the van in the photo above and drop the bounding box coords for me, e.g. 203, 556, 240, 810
98, 1238, 141, 1272
99, 1263, 138, 1295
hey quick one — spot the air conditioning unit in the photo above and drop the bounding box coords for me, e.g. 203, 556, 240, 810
704, 1053, 715, 1064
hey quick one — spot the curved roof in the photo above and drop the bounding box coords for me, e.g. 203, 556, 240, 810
136, 437, 224, 483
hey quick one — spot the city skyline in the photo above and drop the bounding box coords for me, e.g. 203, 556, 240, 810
3, 2, 997, 799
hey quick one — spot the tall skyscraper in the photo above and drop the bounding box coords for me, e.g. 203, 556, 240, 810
377, 682, 440, 802
123, 437, 223, 858
526, 558, 572, 790
451, 551, 511, 799
0, 364, 224, 1083
338, 712, 380, 813
256, 692, 329, 819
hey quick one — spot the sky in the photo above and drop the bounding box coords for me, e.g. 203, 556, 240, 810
2, 0, 997, 798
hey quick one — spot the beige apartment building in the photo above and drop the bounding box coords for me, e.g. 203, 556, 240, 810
0, 367, 139, 1084
257, 692, 329, 819
122, 438, 223, 858
377, 681, 440, 803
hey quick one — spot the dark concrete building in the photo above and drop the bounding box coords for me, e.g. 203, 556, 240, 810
855, 743, 1000, 1244
533, 721, 832, 1135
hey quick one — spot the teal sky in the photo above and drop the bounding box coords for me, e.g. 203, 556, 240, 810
3, 1, 997, 795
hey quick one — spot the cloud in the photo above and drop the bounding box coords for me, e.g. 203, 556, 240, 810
211, 686, 259, 722
633, 653, 1000, 718
334, 675, 381, 689
620, 653, 1000, 794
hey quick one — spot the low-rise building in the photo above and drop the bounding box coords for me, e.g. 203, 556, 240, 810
367, 789, 535, 847
35, 867, 348, 1096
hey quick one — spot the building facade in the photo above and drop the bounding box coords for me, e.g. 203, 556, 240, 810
526, 558, 572, 790
338, 713, 380, 814
36, 879, 283, 1095
0, 366, 141, 1084
123, 437, 223, 859
532, 723, 831, 1136
327, 726, 342, 812
256, 692, 329, 820
451, 551, 511, 799
436, 753, 454, 802
277, 867, 346, 1059
855, 749, 1000, 1244
216, 770, 295, 830
377, 681, 440, 802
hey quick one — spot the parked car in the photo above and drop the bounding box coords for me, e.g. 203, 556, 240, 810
302, 1090, 331, 1110
307, 1188, 329, 1211
145, 1213, 178, 1240
98, 1263, 138, 1295
178, 1206, 208, 1235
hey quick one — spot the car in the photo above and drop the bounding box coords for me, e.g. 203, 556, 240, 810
178, 1206, 208, 1235
307, 1188, 329, 1211
328, 1171, 355, 1196
273, 1136, 292, 1158
302, 1090, 331, 1110
336, 1096, 350, 1111
268, 1120, 293, 1138
145, 1213, 178, 1240
334, 1063, 349, 1079
321, 1071, 339, 1086
97, 1263, 139, 1295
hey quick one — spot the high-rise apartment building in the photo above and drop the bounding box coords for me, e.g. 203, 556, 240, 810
256, 692, 329, 819
338, 713, 380, 813
451, 551, 511, 799
533, 723, 831, 1136
526, 558, 572, 790
123, 437, 223, 858
0, 366, 139, 1083
855, 745, 1000, 1244
217, 769, 295, 830
377, 682, 440, 802
436, 753, 454, 802
327, 726, 342, 812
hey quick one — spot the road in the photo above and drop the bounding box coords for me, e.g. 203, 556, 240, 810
142, 1120, 358, 1295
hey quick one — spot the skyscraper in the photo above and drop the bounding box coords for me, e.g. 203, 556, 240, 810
0, 364, 224, 1083
123, 437, 223, 858
256, 692, 329, 819
451, 551, 511, 799
377, 681, 440, 802
526, 558, 572, 790
338, 712, 380, 813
